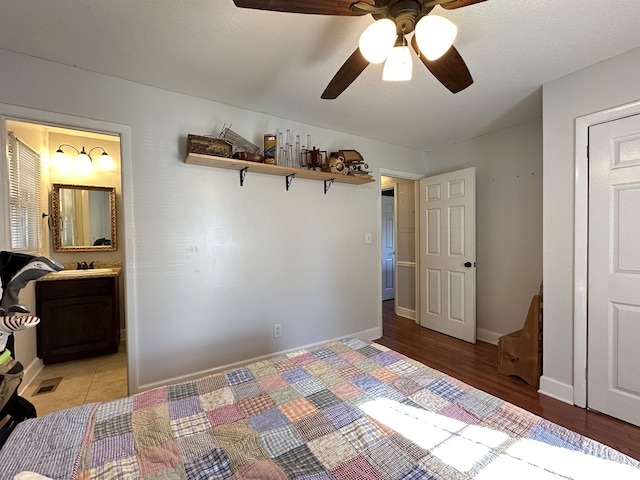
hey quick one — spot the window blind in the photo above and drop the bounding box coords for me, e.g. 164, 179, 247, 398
7, 131, 42, 252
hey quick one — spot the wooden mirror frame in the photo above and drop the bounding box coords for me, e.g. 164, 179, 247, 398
51, 183, 117, 252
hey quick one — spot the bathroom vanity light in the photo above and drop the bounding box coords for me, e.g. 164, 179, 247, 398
53, 144, 115, 171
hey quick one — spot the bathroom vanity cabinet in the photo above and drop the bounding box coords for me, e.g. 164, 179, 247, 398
35, 270, 120, 364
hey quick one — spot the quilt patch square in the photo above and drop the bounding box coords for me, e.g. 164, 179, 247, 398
206, 403, 246, 428
170, 412, 211, 438
95, 397, 133, 422
312, 347, 337, 360
330, 454, 386, 480
258, 373, 288, 392
261, 423, 305, 457
200, 387, 235, 411
225, 368, 255, 386
363, 437, 415, 479
370, 366, 399, 384
138, 439, 182, 476
307, 389, 343, 410
91, 433, 134, 467
295, 412, 338, 442
168, 381, 199, 402
281, 367, 310, 383
238, 393, 276, 417
280, 397, 319, 422
427, 379, 465, 402
330, 381, 364, 402
292, 377, 326, 397
249, 407, 290, 432
133, 387, 168, 410
340, 417, 385, 452
176, 430, 223, 463
274, 444, 325, 478
307, 430, 358, 470
291, 352, 320, 367
169, 395, 203, 420
213, 420, 268, 469
230, 380, 262, 400
184, 448, 233, 480
195, 373, 227, 394
272, 357, 298, 373
325, 402, 364, 429
94, 412, 132, 441
269, 385, 302, 405
357, 344, 384, 358
247, 360, 278, 378
323, 355, 349, 370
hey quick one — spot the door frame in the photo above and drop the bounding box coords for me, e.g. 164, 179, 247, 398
379, 168, 424, 325
0, 102, 135, 393
574, 99, 640, 407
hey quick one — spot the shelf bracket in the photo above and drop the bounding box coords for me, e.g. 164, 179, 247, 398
239, 167, 249, 187
285, 173, 296, 191
324, 178, 335, 194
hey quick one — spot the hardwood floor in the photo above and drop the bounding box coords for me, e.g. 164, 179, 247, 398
376, 300, 640, 461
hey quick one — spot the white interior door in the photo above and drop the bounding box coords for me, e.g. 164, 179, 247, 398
419, 167, 476, 343
381, 193, 395, 301
588, 113, 640, 426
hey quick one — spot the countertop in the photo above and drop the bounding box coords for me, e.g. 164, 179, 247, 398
38, 266, 121, 281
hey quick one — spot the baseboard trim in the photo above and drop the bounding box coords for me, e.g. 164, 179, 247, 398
476, 328, 501, 345
538, 375, 574, 405
395, 307, 416, 321
18, 357, 44, 396
136, 327, 382, 393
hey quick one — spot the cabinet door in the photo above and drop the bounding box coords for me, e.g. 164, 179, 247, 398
36, 277, 119, 364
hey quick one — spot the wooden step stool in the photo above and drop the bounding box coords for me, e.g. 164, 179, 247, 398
498, 294, 542, 388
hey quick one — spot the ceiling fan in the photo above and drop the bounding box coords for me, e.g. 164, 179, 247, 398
232, 0, 486, 99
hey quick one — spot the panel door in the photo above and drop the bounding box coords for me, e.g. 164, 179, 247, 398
419, 167, 476, 343
382, 194, 395, 301
588, 113, 640, 426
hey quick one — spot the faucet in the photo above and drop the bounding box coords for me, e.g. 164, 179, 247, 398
77, 261, 88, 270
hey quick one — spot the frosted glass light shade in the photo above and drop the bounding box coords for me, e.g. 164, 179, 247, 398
382, 46, 412, 81
76, 149, 92, 170
359, 18, 397, 64
414, 15, 457, 61
52, 149, 71, 169
98, 152, 115, 170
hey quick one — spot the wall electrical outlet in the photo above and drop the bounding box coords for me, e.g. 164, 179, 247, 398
273, 323, 282, 338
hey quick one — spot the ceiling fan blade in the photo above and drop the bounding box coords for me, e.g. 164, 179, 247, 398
321, 48, 369, 99
440, 0, 487, 10
233, 0, 371, 15
411, 36, 473, 93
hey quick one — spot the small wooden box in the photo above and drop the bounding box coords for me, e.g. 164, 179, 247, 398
187, 134, 232, 158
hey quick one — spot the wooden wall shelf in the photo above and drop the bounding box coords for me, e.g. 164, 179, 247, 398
185, 153, 375, 189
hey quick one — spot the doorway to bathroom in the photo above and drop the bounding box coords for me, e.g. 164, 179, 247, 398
0, 109, 128, 414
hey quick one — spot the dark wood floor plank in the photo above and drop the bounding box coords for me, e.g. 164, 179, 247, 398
376, 300, 640, 461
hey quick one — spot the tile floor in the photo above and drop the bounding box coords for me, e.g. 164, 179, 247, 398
21, 343, 128, 417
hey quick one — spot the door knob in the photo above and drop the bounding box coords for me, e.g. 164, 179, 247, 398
464, 261, 475, 268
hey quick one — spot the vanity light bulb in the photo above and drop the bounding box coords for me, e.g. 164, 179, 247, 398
52, 149, 71, 170
98, 152, 115, 170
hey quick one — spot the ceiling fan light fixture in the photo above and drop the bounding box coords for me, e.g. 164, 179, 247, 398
414, 15, 457, 61
359, 18, 396, 64
382, 45, 412, 81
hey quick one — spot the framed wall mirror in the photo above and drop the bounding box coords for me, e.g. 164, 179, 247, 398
51, 184, 117, 252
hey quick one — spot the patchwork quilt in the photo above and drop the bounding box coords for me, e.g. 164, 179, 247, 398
0, 338, 639, 479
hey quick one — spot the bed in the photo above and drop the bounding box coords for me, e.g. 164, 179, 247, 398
0, 338, 638, 479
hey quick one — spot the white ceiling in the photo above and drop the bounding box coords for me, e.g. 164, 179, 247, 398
1, 0, 639, 152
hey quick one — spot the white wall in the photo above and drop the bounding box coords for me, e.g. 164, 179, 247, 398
424, 119, 543, 344
0, 50, 427, 392
541, 47, 640, 402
